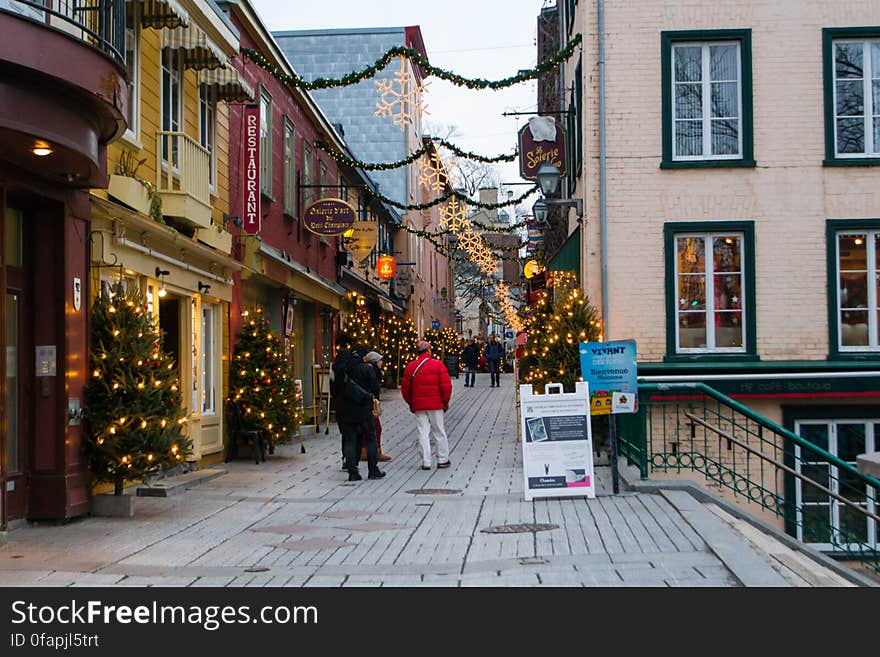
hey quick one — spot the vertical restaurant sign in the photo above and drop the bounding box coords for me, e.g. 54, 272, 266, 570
243, 105, 260, 235
518, 116, 566, 180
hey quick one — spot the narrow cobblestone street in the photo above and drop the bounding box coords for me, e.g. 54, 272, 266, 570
0, 374, 851, 587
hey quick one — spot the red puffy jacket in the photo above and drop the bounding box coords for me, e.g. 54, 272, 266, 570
401, 354, 452, 412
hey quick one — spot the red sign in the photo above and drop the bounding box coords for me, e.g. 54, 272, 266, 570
518, 118, 566, 180
303, 198, 356, 236
376, 255, 397, 280
243, 105, 260, 235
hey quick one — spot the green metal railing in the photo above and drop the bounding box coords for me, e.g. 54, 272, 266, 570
617, 381, 880, 574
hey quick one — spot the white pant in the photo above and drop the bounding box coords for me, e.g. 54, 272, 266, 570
414, 409, 450, 466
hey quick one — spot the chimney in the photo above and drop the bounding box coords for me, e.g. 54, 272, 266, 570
332, 122, 345, 138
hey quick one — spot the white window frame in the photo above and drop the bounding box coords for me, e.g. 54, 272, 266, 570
124, 13, 140, 142
674, 231, 746, 354
199, 85, 216, 192
283, 117, 295, 216
160, 47, 183, 166
319, 161, 328, 199
302, 140, 313, 208
832, 38, 880, 158
836, 230, 880, 351
671, 40, 743, 161
259, 87, 272, 197
794, 419, 879, 552
201, 304, 217, 415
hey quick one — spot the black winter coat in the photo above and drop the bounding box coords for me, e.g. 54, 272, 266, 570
336, 358, 380, 423
462, 343, 480, 367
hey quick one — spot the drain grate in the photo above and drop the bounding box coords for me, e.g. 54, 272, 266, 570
406, 488, 462, 495
480, 523, 559, 534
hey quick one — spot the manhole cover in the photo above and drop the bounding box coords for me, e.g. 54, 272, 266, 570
243, 566, 269, 573
481, 523, 559, 534
405, 488, 462, 495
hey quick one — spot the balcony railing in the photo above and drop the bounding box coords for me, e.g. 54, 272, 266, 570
1, 0, 125, 65
156, 131, 211, 209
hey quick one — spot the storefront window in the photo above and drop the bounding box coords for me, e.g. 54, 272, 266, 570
201, 304, 215, 414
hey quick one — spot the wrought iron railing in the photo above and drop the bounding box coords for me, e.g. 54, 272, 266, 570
617, 382, 880, 574
156, 131, 211, 208
1, 0, 126, 65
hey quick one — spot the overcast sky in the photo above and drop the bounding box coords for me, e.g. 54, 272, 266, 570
250, 0, 549, 210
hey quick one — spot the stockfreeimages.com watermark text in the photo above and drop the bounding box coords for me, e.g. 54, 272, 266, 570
9, 599, 318, 637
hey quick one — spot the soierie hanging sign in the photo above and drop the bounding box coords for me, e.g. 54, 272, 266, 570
303, 198, 356, 236
346, 221, 378, 263
518, 116, 565, 180
243, 105, 261, 235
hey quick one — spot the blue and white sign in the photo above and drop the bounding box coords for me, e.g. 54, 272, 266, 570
578, 340, 638, 416
431, 319, 440, 331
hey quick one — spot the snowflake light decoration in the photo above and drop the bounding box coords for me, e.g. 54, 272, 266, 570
375, 56, 429, 131
419, 151, 454, 193
439, 197, 469, 233
495, 281, 522, 332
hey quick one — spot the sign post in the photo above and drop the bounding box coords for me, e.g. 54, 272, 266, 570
243, 105, 260, 235
578, 340, 638, 494
519, 381, 595, 501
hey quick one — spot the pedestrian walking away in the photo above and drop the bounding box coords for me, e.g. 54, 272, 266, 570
334, 343, 386, 481
360, 351, 392, 463
401, 340, 452, 469
329, 333, 353, 470
484, 334, 504, 387
462, 337, 480, 387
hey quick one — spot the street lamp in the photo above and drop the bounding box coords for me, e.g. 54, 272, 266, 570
534, 163, 584, 223
532, 198, 549, 224
537, 163, 561, 196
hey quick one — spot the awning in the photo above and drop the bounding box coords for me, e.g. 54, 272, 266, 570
135, 0, 189, 30
161, 24, 227, 70
199, 65, 255, 103
379, 297, 395, 313
547, 226, 580, 276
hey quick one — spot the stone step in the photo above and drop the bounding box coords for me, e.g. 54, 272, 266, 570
135, 468, 226, 498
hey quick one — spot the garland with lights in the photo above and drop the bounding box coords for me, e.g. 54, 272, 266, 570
228, 307, 301, 451
82, 282, 191, 496
318, 139, 517, 172
366, 183, 538, 213
424, 326, 463, 362
240, 33, 581, 92
376, 315, 419, 389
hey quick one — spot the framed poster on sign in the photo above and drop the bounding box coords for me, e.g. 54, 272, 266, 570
285, 302, 294, 337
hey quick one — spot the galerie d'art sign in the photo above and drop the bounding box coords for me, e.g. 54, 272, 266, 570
518, 115, 566, 180
303, 198, 356, 236
243, 105, 260, 235
519, 381, 595, 501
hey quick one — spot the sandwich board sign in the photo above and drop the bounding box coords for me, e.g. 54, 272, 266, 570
519, 381, 595, 501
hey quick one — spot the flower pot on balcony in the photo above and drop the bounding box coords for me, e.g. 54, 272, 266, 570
197, 226, 232, 254
108, 174, 151, 216
90, 493, 136, 518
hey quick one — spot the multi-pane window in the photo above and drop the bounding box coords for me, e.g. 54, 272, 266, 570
832, 39, 880, 157
836, 231, 880, 349
672, 41, 742, 159
124, 13, 139, 138
794, 420, 879, 550
259, 88, 272, 196
199, 85, 216, 188
201, 305, 215, 414
161, 48, 182, 164
340, 180, 348, 202
674, 232, 745, 352
319, 162, 328, 199
283, 118, 295, 216
302, 141, 313, 207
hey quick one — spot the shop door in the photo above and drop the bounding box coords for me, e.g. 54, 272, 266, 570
4, 207, 31, 521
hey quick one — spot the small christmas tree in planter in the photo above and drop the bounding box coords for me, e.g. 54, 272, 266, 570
82, 283, 190, 516
377, 316, 418, 388
228, 307, 300, 457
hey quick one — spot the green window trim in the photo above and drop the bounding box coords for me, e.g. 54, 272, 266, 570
822, 27, 880, 166
825, 218, 880, 360
663, 220, 758, 361
661, 29, 755, 169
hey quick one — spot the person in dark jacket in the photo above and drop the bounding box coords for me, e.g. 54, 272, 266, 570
337, 344, 385, 481
484, 334, 504, 387
359, 351, 391, 462
462, 338, 480, 387
329, 334, 353, 470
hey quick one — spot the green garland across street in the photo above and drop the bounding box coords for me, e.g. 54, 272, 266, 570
318, 139, 517, 171
365, 184, 539, 213
240, 33, 581, 92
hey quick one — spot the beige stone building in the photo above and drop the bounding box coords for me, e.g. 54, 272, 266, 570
546, 0, 880, 559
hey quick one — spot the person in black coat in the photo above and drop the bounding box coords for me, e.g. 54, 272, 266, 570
484, 334, 504, 387
336, 344, 385, 481
462, 338, 480, 387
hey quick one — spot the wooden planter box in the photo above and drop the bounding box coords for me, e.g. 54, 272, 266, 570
90, 493, 136, 518
108, 174, 151, 216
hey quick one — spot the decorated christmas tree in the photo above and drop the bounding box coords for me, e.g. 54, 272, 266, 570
82, 282, 190, 496
344, 307, 377, 350
377, 315, 419, 388
423, 327, 442, 356
440, 327, 462, 361
520, 282, 601, 393
228, 307, 301, 450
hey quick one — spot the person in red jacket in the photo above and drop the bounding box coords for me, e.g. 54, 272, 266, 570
401, 340, 452, 470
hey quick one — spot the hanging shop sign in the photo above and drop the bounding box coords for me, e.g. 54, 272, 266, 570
519, 381, 595, 501
518, 116, 566, 180
303, 198, 356, 236
523, 259, 544, 279
376, 255, 397, 280
346, 221, 378, 263
243, 104, 261, 235
578, 340, 638, 416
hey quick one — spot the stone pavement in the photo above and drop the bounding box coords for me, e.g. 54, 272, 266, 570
0, 373, 850, 587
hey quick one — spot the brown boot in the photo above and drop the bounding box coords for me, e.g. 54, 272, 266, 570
359, 447, 367, 462
378, 451, 392, 462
